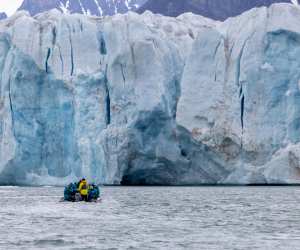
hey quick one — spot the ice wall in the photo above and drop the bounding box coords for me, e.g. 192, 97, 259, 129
0, 4, 299, 185
177, 4, 300, 184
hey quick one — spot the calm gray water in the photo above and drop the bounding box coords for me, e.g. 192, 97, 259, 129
1, 186, 300, 250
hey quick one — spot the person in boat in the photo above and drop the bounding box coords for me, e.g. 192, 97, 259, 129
76, 179, 82, 188
78, 178, 89, 201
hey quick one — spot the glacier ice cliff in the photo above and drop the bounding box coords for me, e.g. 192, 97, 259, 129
0, 3, 300, 185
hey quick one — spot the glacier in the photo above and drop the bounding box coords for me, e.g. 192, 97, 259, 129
0, 3, 300, 185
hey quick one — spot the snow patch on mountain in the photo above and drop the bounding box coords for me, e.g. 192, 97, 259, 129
94, 0, 103, 16
291, 0, 299, 5
59, 0, 70, 14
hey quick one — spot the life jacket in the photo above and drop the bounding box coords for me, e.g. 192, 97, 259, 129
78, 180, 88, 196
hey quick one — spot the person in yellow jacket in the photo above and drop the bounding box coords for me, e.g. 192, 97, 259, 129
78, 178, 89, 201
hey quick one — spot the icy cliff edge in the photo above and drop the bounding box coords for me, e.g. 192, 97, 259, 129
0, 4, 299, 185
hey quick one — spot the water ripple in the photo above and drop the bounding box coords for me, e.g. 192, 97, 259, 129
1, 186, 300, 249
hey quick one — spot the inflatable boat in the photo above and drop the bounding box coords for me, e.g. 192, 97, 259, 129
63, 182, 100, 202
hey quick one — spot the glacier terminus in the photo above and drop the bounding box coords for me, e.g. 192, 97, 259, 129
0, 3, 300, 185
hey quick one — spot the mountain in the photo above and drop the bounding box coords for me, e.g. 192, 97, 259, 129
137, 0, 294, 20
17, 0, 297, 20
1, 4, 300, 185
18, 0, 147, 16
0, 12, 7, 20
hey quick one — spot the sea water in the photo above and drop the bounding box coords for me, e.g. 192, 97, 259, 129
1, 186, 300, 249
